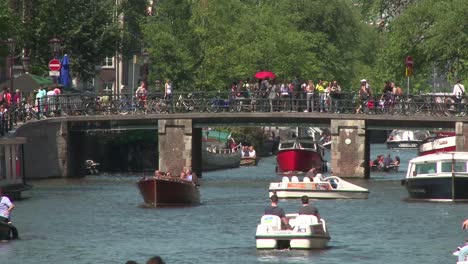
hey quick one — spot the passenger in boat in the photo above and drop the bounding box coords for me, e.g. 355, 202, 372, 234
243, 146, 249, 157
383, 154, 393, 168
248, 146, 256, 158
0, 189, 18, 239
298, 195, 321, 219
305, 168, 317, 181
184, 168, 199, 186
393, 156, 401, 167
463, 219, 468, 229
146, 255, 165, 264
0, 190, 14, 223
264, 194, 290, 230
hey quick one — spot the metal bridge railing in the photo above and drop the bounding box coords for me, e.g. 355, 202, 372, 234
0, 91, 465, 136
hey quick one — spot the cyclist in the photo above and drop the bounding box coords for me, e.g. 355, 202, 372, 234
135, 80, 148, 109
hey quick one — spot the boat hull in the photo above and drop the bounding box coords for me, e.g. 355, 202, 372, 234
0, 221, 18, 241
276, 149, 323, 173
386, 141, 420, 149
137, 177, 200, 206
418, 136, 456, 156
269, 189, 368, 199
255, 214, 330, 250
240, 157, 259, 166
202, 146, 241, 171
269, 178, 369, 200
401, 176, 468, 201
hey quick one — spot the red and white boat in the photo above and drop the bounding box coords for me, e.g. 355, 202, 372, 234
276, 139, 326, 174
418, 131, 456, 156
137, 176, 200, 206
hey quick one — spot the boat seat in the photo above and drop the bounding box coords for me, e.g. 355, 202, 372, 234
295, 215, 319, 226
291, 176, 299, 182
282, 176, 289, 183
260, 215, 282, 231
303, 177, 311, 182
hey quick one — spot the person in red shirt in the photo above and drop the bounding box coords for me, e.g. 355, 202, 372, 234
2, 88, 11, 108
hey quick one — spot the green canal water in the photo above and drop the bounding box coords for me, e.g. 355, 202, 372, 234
1, 144, 466, 264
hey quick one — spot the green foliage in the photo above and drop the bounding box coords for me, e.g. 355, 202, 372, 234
143, 0, 375, 91
375, 0, 468, 91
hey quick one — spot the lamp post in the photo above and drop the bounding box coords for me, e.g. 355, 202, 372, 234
49, 37, 62, 58
49, 37, 62, 84
5, 38, 16, 91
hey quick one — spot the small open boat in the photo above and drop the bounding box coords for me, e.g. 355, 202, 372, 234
137, 176, 200, 206
269, 175, 369, 199
255, 213, 330, 250
0, 221, 18, 241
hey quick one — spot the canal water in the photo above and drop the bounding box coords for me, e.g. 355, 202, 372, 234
1, 144, 467, 264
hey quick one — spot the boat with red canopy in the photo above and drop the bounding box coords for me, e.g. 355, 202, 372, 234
276, 139, 326, 174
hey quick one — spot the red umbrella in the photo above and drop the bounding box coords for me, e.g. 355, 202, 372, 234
254, 71, 276, 80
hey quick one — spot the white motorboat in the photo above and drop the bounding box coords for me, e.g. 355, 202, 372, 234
255, 213, 330, 250
386, 129, 430, 149
268, 175, 369, 199
401, 152, 468, 201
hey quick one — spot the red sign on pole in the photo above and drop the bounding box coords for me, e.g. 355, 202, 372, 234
49, 59, 61, 71
405, 56, 414, 68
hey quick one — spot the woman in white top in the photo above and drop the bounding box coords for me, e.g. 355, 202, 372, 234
305, 80, 315, 112
164, 79, 173, 113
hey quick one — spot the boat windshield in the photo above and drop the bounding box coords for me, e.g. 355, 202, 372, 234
280, 142, 294, 149
414, 162, 437, 174
441, 161, 467, 172
300, 142, 316, 149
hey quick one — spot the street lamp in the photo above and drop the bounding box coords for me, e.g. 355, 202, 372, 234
49, 37, 62, 58
5, 38, 16, 92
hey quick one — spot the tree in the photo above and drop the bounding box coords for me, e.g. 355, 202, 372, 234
143, 0, 374, 90
375, 0, 468, 91
19, 0, 121, 83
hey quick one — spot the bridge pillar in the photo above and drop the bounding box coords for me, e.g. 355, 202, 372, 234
330, 119, 368, 178
455, 122, 468, 151
15, 121, 71, 178
158, 119, 201, 176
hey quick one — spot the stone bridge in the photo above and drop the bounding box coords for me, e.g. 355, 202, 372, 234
12, 112, 468, 179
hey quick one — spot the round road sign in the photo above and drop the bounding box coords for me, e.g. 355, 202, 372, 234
49, 59, 61, 71
405, 56, 413, 67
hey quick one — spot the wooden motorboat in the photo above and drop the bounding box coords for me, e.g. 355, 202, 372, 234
386, 130, 430, 149
401, 152, 468, 201
137, 176, 200, 206
269, 175, 369, 199
240, 156, 259, 166
255, 213, 330, 250
276, 139, 326, 174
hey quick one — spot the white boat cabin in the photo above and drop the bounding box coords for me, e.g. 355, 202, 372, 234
406, 152, 468, 179
388, 130, 430, 142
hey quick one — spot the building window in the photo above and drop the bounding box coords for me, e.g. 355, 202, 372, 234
102, 57, 114, 68
102, 82, 114, 92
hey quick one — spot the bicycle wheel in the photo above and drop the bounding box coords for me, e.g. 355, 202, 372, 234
206, 100, 219, 113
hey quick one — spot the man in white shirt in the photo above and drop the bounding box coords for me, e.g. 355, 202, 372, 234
0, 189, 18, 239
452, 79, 465, 114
